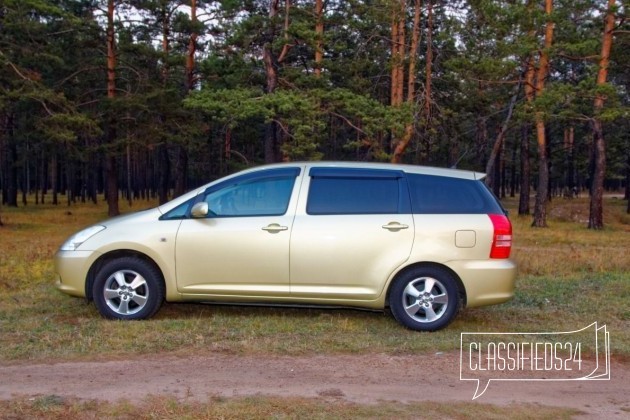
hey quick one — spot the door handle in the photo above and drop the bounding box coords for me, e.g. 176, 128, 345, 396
382, 222, 409, 231
262, 223, 288, 233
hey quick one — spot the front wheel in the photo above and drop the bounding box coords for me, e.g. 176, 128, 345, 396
93, 257, 165, 320
389, 267, 461, 331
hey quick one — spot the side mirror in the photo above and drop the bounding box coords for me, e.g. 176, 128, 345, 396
190, 202, 209, 218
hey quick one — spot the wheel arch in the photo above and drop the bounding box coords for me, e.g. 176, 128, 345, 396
385, 262, 467, 309
85, 250, 165, 301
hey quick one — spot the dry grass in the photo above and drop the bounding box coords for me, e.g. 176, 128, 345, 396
0, 395, 581, 419
507, 197, 630, 277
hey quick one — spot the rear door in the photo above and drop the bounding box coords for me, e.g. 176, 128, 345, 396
289, 167, 414, 301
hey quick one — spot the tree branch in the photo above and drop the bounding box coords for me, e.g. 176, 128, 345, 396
330, 112, 366, 135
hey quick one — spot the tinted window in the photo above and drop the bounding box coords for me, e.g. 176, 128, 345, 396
407, 174, 504, 214
307, 169, 403, 215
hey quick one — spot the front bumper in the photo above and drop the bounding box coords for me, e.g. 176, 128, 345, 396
54, 250, 99, 298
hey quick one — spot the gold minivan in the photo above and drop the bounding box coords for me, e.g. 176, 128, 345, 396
55, 162, 516, 331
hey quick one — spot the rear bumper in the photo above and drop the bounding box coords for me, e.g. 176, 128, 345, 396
445, 259, 517, 308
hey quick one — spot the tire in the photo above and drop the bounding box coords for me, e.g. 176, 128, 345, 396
93, 257, 165, 320
389, 266, 461, 331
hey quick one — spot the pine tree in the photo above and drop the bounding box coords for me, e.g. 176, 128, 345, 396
588, 0, 616, 229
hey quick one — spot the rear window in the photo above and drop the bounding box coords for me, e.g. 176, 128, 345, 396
407, 174, 504, 214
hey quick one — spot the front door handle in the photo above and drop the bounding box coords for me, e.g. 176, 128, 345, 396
262, 223, 288, 233
382, 222, 409, 231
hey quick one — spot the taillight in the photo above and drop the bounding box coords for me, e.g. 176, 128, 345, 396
489, 214, 512, 259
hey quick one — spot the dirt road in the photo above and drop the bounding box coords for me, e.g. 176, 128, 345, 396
1, 352, 628, 418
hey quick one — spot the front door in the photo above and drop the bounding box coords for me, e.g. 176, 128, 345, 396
175, 168, 302, 296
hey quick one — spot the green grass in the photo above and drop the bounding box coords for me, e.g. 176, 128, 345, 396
0, 395, 581, 419
0, 195, 629, 362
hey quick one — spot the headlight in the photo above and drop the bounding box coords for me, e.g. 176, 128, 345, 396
60, 225, 106, 251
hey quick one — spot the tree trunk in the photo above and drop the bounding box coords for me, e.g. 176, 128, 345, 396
185, 0, 197, 92
532, 120, 549, 227
174, 145, 188, 197
589, 121, 606, 229
588, 0, 615, 230
518, 124, 531, 215
564, 126, 575, 197
475, 116, 488, 164
158, 143, 170, 205
510, 140, 517, 198
263, 43, 280, 163
105, 153, 118, 212
41, 156, 47, 204
395, 1, 405, 106
493, 139, 501, 197
0, 144, 3, 220
519, 2, 535, 216
7, 141, 18, 207
0, 121, 4, 224
314, 0, 323, 77
51, 153, 58, 205
22, 138, 28, 206
485, 77, 521, 189
262, 0, 287, 163
126, 143, 132, 206
532, 0, 554, 228
389, 0, 404, 109
106, 0, 119, 216
161, 5, 170, 84
66, 161, 72, 206
391, 0, 423, 163
424, 0, 433, 122
0, 135, 3, 222
3, 114, 18, 207
175, 0, 198, 198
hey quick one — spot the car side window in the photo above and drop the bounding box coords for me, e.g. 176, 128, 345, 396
407, 174, 504, 214
306, 168, 406, 215
160, 199, 194, 220
203, 172, 298, 217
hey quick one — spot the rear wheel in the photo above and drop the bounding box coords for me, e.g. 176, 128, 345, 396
93, 257, 164, 320
389, 267, 461, 331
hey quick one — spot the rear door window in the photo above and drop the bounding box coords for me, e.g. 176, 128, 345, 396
306, 168, 409, 215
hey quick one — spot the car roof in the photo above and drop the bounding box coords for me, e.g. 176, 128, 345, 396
253, 161, 486, 181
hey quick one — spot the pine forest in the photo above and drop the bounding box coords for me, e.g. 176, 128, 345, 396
0, 0, 628, 228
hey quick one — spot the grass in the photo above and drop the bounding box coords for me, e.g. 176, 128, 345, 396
0, 395, 581, 419
0, 195, 629, 362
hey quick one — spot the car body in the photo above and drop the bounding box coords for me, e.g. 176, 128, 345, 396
55, 162, 516, 331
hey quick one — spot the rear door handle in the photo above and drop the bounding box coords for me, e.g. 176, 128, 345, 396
382, 222, 409, 231
262, 223, 288, 233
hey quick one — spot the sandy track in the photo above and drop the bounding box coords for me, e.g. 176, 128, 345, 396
1, 352, 628, 418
